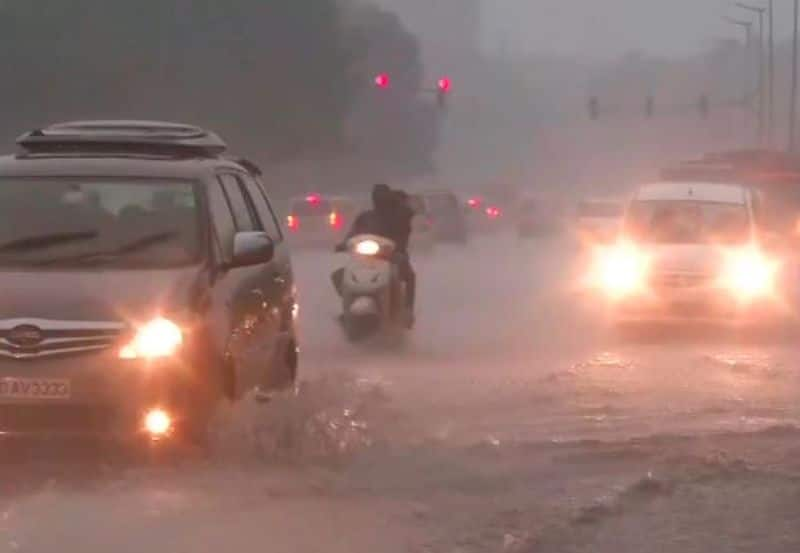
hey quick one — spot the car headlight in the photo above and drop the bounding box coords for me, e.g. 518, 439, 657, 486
119, 318, 183, 360
354, 239, 381, 256
719, 247, 778, 301
595, 242, 649, 299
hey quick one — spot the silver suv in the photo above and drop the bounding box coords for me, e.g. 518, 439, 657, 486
0, 121, 298, 443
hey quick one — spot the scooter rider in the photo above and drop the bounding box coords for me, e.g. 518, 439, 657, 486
332, 184, 415, 325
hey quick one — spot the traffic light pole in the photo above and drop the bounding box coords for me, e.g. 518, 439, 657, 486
768, 0, 775, 146
791, 0, 799, 152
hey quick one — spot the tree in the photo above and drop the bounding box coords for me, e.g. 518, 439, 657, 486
341, 2, 438, 178
0, 0, 360, 162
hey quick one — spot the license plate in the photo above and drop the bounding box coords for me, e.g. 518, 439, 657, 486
670, 302, 707, 317
0, 378, 71, 400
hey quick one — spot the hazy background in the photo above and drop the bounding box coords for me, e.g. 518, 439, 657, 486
481, 0, 794, 59
0, 0, 795, 203
374, 0, 799, 201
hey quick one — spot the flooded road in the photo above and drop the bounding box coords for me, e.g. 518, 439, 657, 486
4, 233, 800, 552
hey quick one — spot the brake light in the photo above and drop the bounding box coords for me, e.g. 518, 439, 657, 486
329, 211, 342, 229
486, 206, 502, 218
306, 193, 321, 205
287, 215, 299, 231
467, 197, 482, 209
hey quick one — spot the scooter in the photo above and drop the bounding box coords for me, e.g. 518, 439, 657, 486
335, 234, 410, 342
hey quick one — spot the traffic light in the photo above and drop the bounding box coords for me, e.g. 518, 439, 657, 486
645, 95, 655, 118
698, 94, 709, 119
374, 73, 390, 89
588, 96, 599, 120
436, 76, 451, 109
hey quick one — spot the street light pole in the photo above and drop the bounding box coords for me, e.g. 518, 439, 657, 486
736, 3, 766, 145
723, 17, 754, 108
768, 0, 775, 146
791, 0, 799, 151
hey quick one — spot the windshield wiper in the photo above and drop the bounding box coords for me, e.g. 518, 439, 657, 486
0, 230, 98, 253
33, 231, 178, 266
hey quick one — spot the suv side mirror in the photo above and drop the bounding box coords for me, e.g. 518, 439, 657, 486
230, 231, 274, 268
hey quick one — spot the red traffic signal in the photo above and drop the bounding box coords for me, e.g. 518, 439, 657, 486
436, 77, 451, 109
374, 73, 390, 89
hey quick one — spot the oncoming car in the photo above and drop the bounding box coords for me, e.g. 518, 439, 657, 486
590, 181, 788, 327
0, 121, 299, 443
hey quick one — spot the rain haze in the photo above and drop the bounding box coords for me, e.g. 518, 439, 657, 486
2, 1, 800, 553
483, 0, 748, 58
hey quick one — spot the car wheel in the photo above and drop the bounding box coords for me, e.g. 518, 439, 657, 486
255, 337, 299, 403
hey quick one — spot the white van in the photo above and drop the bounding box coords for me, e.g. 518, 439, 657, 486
594, 181, 787, 325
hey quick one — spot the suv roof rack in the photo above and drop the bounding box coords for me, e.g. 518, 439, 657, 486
17, 120, 228, 157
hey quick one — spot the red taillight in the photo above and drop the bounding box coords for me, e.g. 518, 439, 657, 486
329, 211, 342, 229
287, 215, 299, 230
306, 194, 321, 205
374, 73, 390, 89
486, 206, 502, 218
467, 197, 482, 209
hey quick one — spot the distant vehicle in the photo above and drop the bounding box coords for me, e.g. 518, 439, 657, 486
464, 194, 505, 234
407, 194, 436, 253
575, 198, 623, 243
422, 190, 469, 243
286, 193, 353, 247
591, 181, 787, 327
516, 197, 561, 238
0, 120, 299, 443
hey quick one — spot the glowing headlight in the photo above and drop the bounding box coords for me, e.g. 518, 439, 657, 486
355, 239, 381, 256
596, 242, 649, 298
720, 248, 778, 300
119, 318, 183, 360
143, 408, 173, 438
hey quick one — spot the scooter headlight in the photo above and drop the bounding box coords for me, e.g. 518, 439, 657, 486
119, 318, 183, 360
355, 239, 381, 256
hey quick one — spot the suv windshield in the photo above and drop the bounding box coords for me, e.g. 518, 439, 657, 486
0, 177, 201, 268
625, 200, 750, 244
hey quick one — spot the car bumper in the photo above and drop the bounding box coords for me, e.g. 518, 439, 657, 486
612, 290, 784, 326
0, 350, 204, 438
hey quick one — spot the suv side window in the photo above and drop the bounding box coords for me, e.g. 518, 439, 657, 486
219, 174, 257, 232
207, 178, 237, 262
240, 174, 283, 242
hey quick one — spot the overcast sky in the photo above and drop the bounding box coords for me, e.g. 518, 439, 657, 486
482, 0, 795, 59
